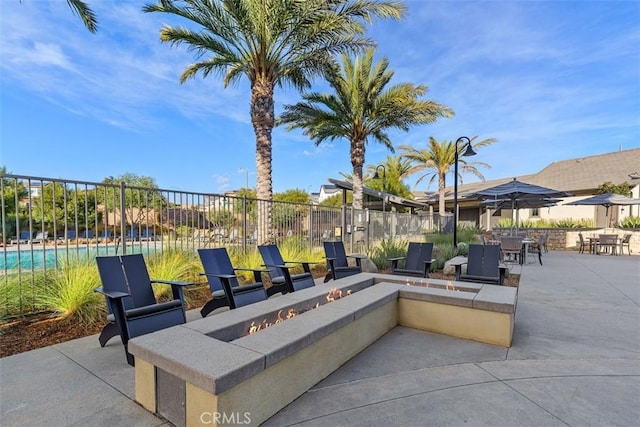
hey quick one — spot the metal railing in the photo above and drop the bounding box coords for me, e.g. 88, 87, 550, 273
1, 173, 436, 315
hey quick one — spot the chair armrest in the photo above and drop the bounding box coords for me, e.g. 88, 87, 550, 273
387, 257, 406, 261
449, 259, 468, 267
233, 266, 270, 283
203, 273, 236, 280
94, 287, 129, 299
283, 260, 319, 273
233, 267, 270, 273
150, 279, 193, 287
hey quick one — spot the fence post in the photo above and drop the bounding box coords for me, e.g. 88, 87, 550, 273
120, 181, 127, 255
242, 195, 247, 254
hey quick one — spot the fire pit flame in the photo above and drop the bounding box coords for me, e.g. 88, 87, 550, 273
246, 287, 352, 336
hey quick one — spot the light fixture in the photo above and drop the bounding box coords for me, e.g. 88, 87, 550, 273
374, 165, 387, 229
453, 137, 476, 247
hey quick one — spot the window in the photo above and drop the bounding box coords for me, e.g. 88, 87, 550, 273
530, 208, 539, 217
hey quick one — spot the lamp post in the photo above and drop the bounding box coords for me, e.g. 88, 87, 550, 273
373, 165, 386, 214
373, 165, 387, 235
453, 137, 476, 247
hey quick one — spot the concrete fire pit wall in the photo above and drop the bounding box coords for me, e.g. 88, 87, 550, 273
129, 274, 517, 427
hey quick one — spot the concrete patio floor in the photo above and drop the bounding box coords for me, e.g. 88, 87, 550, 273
1, 251, 638, 426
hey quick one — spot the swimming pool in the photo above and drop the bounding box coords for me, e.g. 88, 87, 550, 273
0, 246, 156, 271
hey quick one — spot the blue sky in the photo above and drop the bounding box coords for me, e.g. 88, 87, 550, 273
1, 0, 639, 195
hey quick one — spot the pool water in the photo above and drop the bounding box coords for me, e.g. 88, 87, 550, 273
0, 246, 155, 271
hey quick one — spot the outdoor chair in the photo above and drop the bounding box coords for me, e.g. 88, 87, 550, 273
98, 230, 113, 242
527, 235, 544, 265
323, 241, 364, 282
541, 231, 550, 252
597, 234, 618, 255
81, 229, 95, 243
139, 229, 155, 241
388, 242, 434, 278
198, 248, 277, 315
95, 254, 190, 365
619, 233, 632, 255
454, 244, 507, 286
10, 230, 32, 245
29, 231, 48, 244
258, 244, 316, 293
577, 233, 587, 254
499, 236, 524, 264
126, 229, 139, 242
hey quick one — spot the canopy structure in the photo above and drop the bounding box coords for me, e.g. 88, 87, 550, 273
566, 192, 640, 227
328, 178, 427, 211
466, 178, 571, 233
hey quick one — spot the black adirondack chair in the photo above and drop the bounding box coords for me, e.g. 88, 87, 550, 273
323, 241, 363, 282
95, 254, 190, 365
258, 244, 316, 293
454, 244, 507, 286
198, 248, 273, 313
388, 242, 434, 278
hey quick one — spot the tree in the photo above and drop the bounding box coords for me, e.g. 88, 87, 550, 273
100, 173, 165, 228
0, 167, 28, 241
143, 0, 406, 244
597, 181, 632, 196
365, 154, 413, 199
273, 189, 311, 231
279, 48, 452, 212
66, 0, 98, 33
399, 136, 495, 226
320, 193, 352, 207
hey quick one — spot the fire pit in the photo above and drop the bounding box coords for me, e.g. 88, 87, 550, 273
129, 273, 517, 426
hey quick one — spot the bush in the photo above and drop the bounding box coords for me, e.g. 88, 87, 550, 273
619, 216, 640, 228
38, 259, 104, 324
366, 238, 408, 270
146, 250, 201, 301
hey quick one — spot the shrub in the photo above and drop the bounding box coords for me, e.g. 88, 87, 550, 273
0, 271, 48, 320
38, 259, 104, 324
619, 216, 640, 228
146, 250, 201, 301
366, 238, 408, 270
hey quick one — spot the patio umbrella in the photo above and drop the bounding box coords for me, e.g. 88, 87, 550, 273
566, 192, 640, 227
480, 197, 561, 232
466, 178, 571, 233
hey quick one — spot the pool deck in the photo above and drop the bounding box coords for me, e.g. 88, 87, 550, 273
1, 251, 639, 426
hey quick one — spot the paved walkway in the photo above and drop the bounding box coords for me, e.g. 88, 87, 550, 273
1, 251, 639, 426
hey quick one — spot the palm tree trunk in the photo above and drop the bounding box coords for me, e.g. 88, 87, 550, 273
351, 138, 366, 211
251, 79, 275, 244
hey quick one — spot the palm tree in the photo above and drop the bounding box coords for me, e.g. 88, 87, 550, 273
365, 154, 413, 199
67, 0, 97, 32
144, 0, 406, 244
399, 136, 496, 226
278, 48, 453, 211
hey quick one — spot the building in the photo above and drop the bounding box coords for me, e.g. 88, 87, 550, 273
415, 148, 640, 229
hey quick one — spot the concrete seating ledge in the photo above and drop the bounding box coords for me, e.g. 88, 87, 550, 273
128, 273, 517, 426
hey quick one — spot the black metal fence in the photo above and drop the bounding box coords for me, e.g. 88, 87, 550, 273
1, 173, 436, 315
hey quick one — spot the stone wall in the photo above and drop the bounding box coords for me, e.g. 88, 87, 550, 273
493, 227, 640, 254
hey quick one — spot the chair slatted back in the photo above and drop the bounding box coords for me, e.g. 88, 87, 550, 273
258, 244, 281, 279
405, 242, 433, 270
198, 248, 240, 292
119, 254, 157, 308
96, 255, 134, 311
323, 241, 349, 268
467, 244, 500, 279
